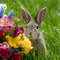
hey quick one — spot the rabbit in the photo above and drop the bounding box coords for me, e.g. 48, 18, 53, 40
21, 7, 47, 55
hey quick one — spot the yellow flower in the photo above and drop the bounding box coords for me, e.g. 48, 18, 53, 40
5, 35, 20, 48
18, 35, 33, 54
5, 34, 33, 54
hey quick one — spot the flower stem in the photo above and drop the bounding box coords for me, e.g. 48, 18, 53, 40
2, 58, 8, 60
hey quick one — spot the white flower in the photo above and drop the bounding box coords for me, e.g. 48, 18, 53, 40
0, 4, 7, 12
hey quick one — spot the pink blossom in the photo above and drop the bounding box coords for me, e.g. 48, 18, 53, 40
0, 16, 14, 32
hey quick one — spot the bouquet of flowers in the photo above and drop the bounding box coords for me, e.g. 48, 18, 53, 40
0, 4, 33, 60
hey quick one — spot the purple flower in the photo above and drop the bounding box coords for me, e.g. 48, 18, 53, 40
14, 28, 21, 35
14, 27, 24, 36
8, 10, 14, 19
0, 42, 11, 58
20, 27, 24, 33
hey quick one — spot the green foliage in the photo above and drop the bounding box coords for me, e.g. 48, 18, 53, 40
0, 0, 60, 60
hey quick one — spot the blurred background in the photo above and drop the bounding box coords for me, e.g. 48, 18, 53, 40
0, 0, 60, 60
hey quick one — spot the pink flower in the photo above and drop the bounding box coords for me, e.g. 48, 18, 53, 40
0, 42, 11, 58
0, 16, 14, 32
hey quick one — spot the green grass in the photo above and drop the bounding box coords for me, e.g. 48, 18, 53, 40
0, 0, 60, 60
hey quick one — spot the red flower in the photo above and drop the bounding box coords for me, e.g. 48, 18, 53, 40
19, 52, 23, 60
12, 50, 23, 60
0, 30, 4, 39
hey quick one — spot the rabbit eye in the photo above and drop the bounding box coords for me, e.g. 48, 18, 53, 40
36, 24, 38, 29
36, 26, 38, 29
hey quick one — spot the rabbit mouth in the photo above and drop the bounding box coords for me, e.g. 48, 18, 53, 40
30, 35, 32, 38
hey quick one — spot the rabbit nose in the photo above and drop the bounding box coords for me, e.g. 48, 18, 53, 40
29, 32, 32, 35
29, 32, 32, 38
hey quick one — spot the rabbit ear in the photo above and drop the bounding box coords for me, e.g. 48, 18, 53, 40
21, 7, 32, 24
35, 7, 46, 24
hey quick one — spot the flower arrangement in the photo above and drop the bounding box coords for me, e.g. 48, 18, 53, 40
0, 4, 33, 60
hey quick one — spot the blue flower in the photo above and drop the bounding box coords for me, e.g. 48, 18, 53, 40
8, 10, 14, 19
0, 7, 4, 18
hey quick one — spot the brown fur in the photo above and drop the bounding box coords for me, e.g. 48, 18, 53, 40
21, 7, 47, 55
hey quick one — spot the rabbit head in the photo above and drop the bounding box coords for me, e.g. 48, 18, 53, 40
21, 7, 46, 40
